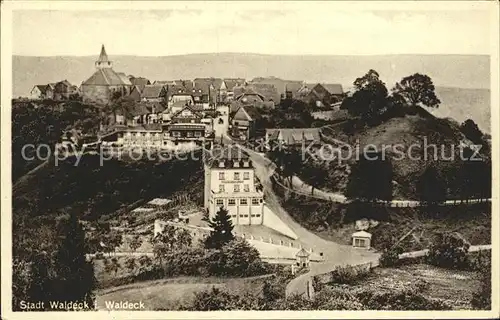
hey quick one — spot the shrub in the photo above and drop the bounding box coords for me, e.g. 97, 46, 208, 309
329, 264, 371, 285
379, 246, 403, 267
357, 287, 449, 310
426, 232, 470, 270
470, 251, 491, 310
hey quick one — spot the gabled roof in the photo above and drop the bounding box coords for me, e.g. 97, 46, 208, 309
204, 145, 249, 167
130, 77, 151, 90
171, 104, 204, 119
224, 78, 246, 91
32, 85, 47, 94
266, 128, 321, 144
234, 105, 261, 121
47, 83, 56, 90
141, 85, 165, 98
323, 83, 344, 95
56, 80, 72, 87
251, 77, 303, 96
82, 68, 129, 86
234, 86, 265, 101
295, 248, 310, 258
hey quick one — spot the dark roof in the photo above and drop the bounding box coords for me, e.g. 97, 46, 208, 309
116, 73, 132, 85
233, 105, 261, 121
251, 83, 280, 102
98, 44, 109, 62
141, 85, 165, 98
130, 77, 151, 90
251, 77, 303, 95
82, 68, 129, 86
224, 78, 246, 91
233, 86, 265, 101
322, 83, 344, 95
33, 85, 48, 94
295, 248, 310, 258
171, 104, 204, 119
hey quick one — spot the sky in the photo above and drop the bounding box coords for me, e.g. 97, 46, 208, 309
11, 3, 493, 57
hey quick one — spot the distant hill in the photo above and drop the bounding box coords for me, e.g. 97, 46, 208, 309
12, 53, 490, 131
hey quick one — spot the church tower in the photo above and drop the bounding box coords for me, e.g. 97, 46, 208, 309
95, 44, 112, 69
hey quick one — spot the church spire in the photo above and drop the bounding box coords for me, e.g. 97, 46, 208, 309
95, 44, 112, 69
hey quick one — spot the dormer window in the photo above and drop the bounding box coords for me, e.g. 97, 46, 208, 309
218, 161, 225, 168
233, 161, 240, 168
243, 161, 250, 167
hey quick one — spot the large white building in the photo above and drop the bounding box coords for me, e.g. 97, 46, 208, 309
204, 146, 265, 225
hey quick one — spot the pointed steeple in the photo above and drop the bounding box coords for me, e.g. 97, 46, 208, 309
95, 44, 112, 69
98, 44, 109, 62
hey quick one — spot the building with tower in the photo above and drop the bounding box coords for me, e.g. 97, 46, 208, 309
81, 45, 132, 105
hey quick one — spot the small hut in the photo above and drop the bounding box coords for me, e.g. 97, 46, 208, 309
295, 248, 311, 268
352, 230, 372, 249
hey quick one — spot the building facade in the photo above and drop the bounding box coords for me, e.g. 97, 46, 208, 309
204, 146, 265, 225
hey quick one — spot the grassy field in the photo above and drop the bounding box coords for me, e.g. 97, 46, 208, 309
95, 275, 273, 311
329, 264, 482, 310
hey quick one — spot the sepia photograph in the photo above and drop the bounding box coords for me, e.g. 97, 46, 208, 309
1, 1, 498, 318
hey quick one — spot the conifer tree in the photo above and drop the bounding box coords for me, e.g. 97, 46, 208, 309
205, 206, 235, 249
52, 214, 96, 309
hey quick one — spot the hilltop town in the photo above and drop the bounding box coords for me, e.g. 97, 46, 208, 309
12, 44, 492, 311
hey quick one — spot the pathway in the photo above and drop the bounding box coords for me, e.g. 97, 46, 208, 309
223, 136, 380, 297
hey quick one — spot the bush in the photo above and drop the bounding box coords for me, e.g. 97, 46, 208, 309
470, 251, 491, 310
379, 246, 403, 267
329, 264, 371, 285
357, 287, 450, 310
426, 233, 470, 270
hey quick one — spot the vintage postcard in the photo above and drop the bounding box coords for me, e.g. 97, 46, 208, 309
1, 1, 499, 319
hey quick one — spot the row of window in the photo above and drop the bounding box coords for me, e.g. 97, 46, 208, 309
218, 184, 251, 192
218, 172, 250, 180
218, 161, 250, 168
171, 131, 203, 138
216, 198, 261, 206
230, 214, 261, 218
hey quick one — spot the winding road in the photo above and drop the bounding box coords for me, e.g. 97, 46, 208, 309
224, 136, 380, 297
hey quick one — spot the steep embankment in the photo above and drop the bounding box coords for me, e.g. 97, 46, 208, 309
314, 110, 490, 200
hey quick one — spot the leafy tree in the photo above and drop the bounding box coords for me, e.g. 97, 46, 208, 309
51, 214, 95, 309
105, 95, 136, 124
416, 165, 446, 205
341, 69, 389, 121
205, 207, 235, 249
345, 152, 393, 202
138, 255, 153, 273
207, 238, 266, 276
107, 257, 121, 278
125, 257, 136, 275
281, 148, 303, 186
129, 235, 143, 252
426, 232, 470, 270
460, 119, 485, 145
392, 73, 440, 108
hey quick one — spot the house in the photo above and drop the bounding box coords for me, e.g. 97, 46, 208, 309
352, 231, 372, 249
141, 85, 167, 103
129, 77, 151, 92
170, 104, 204, 124
81, 45, 133, 105
164, 122, 207, 148
251, 77, 303, 99
168, 93, 195, 111
221, 78, 246, 102
295, 248, 311, 268
231, 105, 261, 141
233, 86, 265, 106
265, 128, 321, 148
120, 124, 163, 148
30, 85, 47, 100
203, 146, 265, 225
298, 83, 344, 107
54, 80, 73, 100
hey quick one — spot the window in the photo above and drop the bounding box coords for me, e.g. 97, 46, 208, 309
186, 131, 193, 138
243, 161, 250, 167
216, 199, 224, 206
234, 172, 240, 180
242, 214, 249, 217
172, 131, 181, 137
218, 161, 225, 168
252, 198, 259, 205
194, 131, 202, 137
228, 199, 236, 206
219, 185, 225, 192
244, 185, 250, 192
240, 198, 248, 205
243, 172, 250, 180
233, 161, 240, 168
219, 172, 225, 180
233, 185, 240, 192
354, 239, 365, 247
